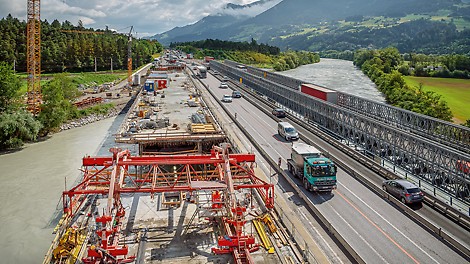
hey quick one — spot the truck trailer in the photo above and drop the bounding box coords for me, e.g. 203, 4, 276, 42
204, 56, 214, 62
301, 84, 337, 104
287, 143, 337, 191
197, 66, 207, 78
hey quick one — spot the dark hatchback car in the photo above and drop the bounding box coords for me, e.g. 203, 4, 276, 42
382, 179, 424, 204
272, 108, 287, 118
232, 91, 242, 98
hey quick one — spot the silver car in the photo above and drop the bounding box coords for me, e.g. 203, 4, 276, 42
382, 179, 424, 204
221, 95, 233, 103
219, 82, 229, 89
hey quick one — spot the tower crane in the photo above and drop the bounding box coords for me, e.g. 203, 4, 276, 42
126, 26, 134, 87
26, 0, 41, 114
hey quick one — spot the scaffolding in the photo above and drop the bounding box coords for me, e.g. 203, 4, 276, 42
61, 145, 274, 263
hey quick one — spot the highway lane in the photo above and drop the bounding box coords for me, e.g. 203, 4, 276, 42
200, 72, 468, 263
193, 71, 349, 263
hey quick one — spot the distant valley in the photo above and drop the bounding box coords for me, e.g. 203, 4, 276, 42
151, 0, 470, 54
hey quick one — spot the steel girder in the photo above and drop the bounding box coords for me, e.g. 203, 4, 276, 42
64, 150, 274, 216
223, 60, 470, 153
211, 61, 470, 201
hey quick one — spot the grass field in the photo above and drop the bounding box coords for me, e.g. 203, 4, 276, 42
403, 76, 470, 124
17, 71, 127, 95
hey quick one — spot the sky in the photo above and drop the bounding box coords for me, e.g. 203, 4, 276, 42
0, 0, 280, 37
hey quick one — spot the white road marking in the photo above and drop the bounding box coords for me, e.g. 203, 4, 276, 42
339, 182, 440, 263
316, 193, 390, 263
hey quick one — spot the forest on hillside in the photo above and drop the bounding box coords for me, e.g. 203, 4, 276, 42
170, 39, 281, 56
271, 19, 470, 55
0, 14, 163, 73
171, 39, 319, 70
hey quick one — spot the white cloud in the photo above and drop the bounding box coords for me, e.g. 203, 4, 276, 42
219, 0, 282, 18
0, 0, 276, 36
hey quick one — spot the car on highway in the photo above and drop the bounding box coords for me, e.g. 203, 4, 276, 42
219, 82, 229, 89
221, 94, 233, 103
382, 179, 424, 204
272, 108, 287, 118
278, 121, 299, 141
232, 91, 242, 98
212, 70, 219, 75
222, 76, 229, 82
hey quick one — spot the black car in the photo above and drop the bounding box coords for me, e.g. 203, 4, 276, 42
272, 108, 287, 118
382, 179, 424, 204
232, 91, 242, 98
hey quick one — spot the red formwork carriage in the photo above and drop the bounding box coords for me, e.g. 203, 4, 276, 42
62, 144, 274, 264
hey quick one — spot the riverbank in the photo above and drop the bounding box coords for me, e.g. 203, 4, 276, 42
59, 106, 121, 131
59, 86, 137, 131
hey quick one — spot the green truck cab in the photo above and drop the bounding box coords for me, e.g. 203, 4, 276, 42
287, 143, 337, 192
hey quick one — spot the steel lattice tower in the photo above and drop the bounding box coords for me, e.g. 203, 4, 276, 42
27, 0, 41, 114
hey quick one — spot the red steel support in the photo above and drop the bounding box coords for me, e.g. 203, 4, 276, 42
62, 146, 272, 264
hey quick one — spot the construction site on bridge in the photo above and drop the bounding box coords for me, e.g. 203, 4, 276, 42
44, 58, 297, 264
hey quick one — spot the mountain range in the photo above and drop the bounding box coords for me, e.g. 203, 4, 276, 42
151, 0, 470, 54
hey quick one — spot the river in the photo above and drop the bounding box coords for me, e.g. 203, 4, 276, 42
279, 58, 386, 102
0, 115, 137, 263
0, 58, 381, 263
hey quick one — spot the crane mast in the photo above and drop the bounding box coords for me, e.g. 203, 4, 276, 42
27, 0, 134, 108
27, 0, 41, 114
127, 26, 133, 86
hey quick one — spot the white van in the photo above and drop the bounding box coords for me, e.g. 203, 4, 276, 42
278, 122, 299, 141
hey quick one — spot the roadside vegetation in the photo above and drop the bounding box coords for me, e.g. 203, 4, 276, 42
0, 62, 42, 149
354, 48, 454, 122
0, 63, 119, 150
17, 71, 127, 95
69, 71, 127, 86
171, 39, 320, 70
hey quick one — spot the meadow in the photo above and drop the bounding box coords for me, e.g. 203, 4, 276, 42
403, 76, 470, 124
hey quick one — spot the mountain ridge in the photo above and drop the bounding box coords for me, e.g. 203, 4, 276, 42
153, 0, 280, 45
151, 0, 470, 54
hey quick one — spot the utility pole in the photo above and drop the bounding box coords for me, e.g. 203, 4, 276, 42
94, 57, 97, 72
110, 58, 113, 73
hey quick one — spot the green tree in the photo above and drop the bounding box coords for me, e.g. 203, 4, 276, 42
0, 62, 21, 112
354, 49, 375, 68
38, 73, 78, 134
357, 48, 453, 121
464, 119, 470, 128
0, 61, 41, 149
0, 110, 42, 149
